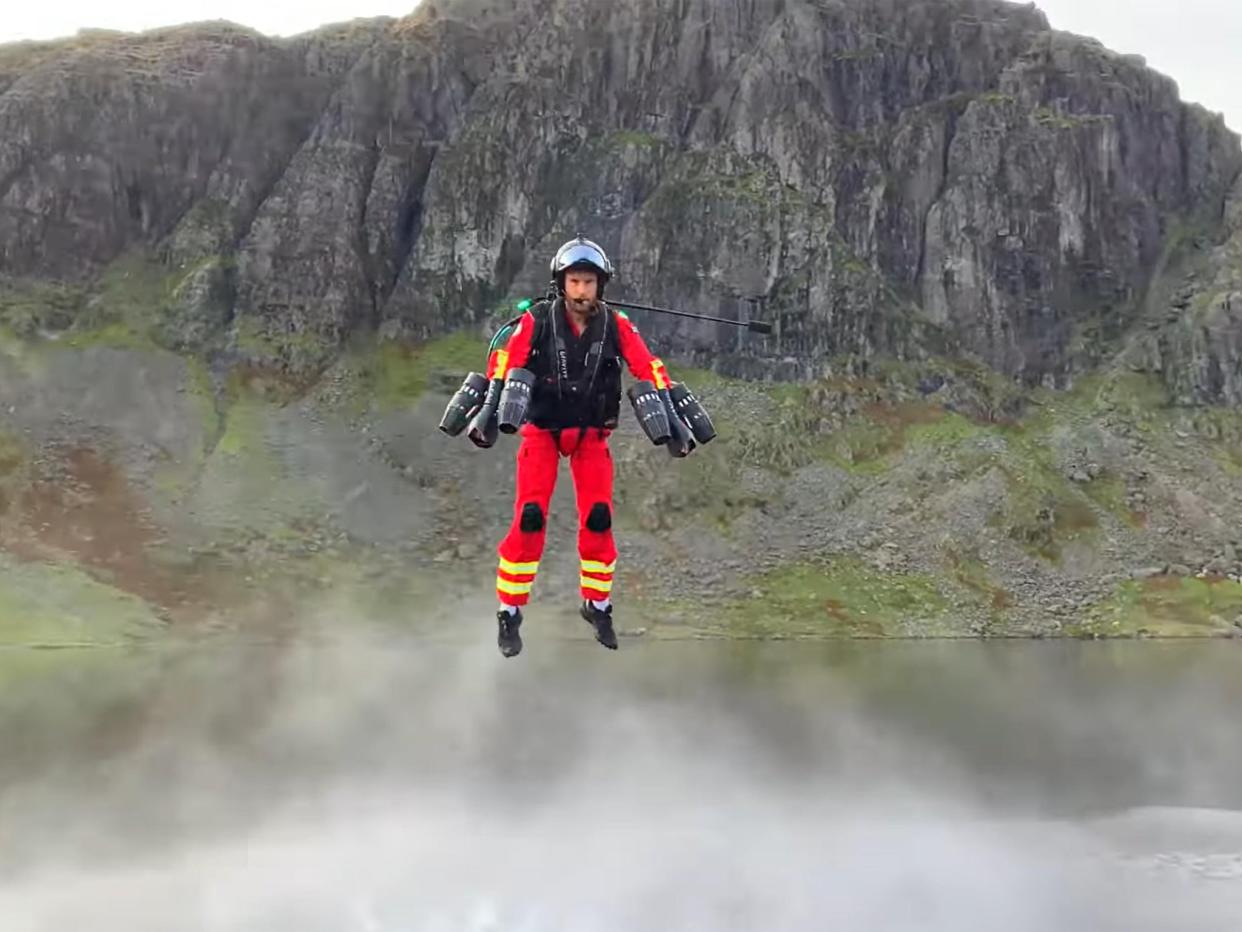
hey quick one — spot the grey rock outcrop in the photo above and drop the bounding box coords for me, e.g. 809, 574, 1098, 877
1, 0, 1238, 388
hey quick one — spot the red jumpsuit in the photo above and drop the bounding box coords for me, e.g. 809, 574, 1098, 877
486, 305, 672, 608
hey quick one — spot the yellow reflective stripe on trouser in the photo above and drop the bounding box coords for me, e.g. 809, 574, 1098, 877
499, 557, 539, 576
497, 577, 533, 596
580, 559, 616, 575
580, 576, 613, 593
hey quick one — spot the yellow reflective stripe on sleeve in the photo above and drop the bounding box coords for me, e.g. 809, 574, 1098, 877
650, 358, 670, 390
580, 559, 616, 575
499, 557, 539, 576
493, 348, 511, 381
580, 576, 613, 593
497, 577, 533, 596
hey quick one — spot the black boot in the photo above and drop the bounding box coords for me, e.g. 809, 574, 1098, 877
580, 601, 618, 650
497, 608, 523, 658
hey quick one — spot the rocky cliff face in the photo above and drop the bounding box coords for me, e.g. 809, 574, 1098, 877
1, 0, 1240, 395
1120, 175, 1242, 406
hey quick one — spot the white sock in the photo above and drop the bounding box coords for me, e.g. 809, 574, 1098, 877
591, 598, 611, 611
499, 603, 518, 616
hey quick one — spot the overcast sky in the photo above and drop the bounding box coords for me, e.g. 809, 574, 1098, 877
1, 1, 1237, 133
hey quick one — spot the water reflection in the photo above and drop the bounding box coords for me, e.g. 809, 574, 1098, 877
1, 634, 1240, 930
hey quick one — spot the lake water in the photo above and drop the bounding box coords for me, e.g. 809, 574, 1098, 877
2, 626, 1241, 930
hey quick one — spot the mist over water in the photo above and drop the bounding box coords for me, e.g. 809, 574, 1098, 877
2, 618, 1241, 931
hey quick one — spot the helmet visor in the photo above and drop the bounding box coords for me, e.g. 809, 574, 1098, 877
554, 242, 612, 277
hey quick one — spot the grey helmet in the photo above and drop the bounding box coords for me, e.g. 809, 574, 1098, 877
550, 235, 613, 295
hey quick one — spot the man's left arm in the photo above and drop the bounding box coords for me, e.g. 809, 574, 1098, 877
614, 310, 672, 389
614, 309, 705, 456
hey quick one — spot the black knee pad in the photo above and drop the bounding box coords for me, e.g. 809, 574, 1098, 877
520, 502, 544, 532
586, 502, 611, 532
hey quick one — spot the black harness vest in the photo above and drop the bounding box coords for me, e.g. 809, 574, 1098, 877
522, 299, 622, 432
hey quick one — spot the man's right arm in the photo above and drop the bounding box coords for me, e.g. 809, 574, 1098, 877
465, 310, 539, 449
486, 310, 538, 380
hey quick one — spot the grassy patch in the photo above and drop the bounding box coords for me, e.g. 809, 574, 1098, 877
1032, 370, 1170, 431
1032, 106, 1113, 130
977, 423, 1101, 562
681, 558, 951, 638
184, 356, 221, 435
219, 359, 318, 407
0, 430, 23, 477
617, 438, 764, 535
604, 130, 666, 150
347, 332, 486, 410
1080, 471, 1145, 528
945, 550, 1014, 627
1046, 370, 1242, 484
735, 354, 1031, 477
3, 252, 233, 353
820, 401, 961, 474
0, 279, 83, 337
1175, 406, 1242, 458
1071, 576, 1242, 638
904, 411, 990, 449
730, 393, 826, 474
991, 469, 1098, 562
1090, 371, 1172, 414
682, 363, 1013, 477
233, 315, 335, 372
0, 428, 27, 516
831, 48, 882, 63
215, 396, 271, 460
664, 364, 733, 393
1212, 443, 1242, 477
3, 253, 234, 355
0, 555, 166, 648
60, 252, 185, 350
821, 418, 904, 474
641, 148, 809, 227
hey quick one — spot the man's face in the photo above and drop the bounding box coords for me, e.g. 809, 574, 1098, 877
563, 270, 599, 310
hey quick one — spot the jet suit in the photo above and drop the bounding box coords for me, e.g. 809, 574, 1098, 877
485, 297, 672, 611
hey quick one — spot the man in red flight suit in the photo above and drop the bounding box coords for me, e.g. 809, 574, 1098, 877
484, 237, 677, 658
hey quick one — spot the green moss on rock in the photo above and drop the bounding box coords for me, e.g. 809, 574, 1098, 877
0, 279, 83, 337
233, 315, 334, 374
356, 332, 486, 409
216, 396, 271, 460
4, 251, 231, 353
